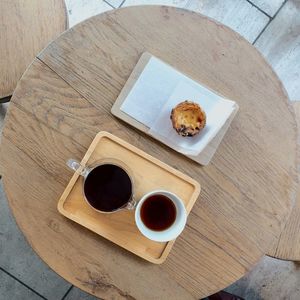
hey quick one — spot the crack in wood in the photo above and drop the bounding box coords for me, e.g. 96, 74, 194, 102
77, 270, 136, 300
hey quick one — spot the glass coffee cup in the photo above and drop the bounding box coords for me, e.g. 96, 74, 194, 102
67, 158, 136, 213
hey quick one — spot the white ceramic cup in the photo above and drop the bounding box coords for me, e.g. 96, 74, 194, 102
135, 190, 187, 242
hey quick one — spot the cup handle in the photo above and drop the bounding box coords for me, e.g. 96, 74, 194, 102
67, 159, 89, 177
126, 198, 136, 210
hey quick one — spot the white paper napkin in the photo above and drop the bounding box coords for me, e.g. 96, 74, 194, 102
121, 56, 183, 127
149, 81, 236, 156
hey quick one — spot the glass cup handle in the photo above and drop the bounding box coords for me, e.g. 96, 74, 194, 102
126, 198, 136, 210
67, 159, 89, 177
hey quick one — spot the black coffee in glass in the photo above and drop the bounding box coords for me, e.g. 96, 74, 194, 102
83, 164, 132, 212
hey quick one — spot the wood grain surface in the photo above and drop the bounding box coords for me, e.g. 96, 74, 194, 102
267, 101, 300, 260
0, 0, 68, 98
1, 6, 298, 299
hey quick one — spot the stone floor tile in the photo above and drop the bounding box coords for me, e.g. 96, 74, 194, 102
105, 0, 124, 8
0, 269, 43, 300
65, 0, 113, 27
122, 0, 188, 6
250, 0, 285, 16
255, 0, 300, 101
226, 256, 300, 300
64, 286, 100, 300
0, 182, 71, 300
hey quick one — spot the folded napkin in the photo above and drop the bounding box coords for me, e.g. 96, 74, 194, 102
120, 56, 237, 157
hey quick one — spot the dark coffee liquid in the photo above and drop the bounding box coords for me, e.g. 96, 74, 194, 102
140, 195, 176, 231
84, 164, 132, 212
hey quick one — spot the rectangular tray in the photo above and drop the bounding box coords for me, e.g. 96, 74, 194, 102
111, 52, 239, 165
58, 131, 201, 264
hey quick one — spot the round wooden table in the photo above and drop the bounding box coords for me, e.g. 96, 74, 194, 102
0, 0, 67, 99
267, 102, 300, 261
1, 6, 298, 299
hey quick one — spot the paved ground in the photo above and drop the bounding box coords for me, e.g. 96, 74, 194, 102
1, 0, 300, 299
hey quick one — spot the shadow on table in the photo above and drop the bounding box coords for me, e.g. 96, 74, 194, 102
202, 291, 245, 300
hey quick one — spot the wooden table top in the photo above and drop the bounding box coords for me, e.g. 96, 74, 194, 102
267, 102, 300, 261
0, 0, 67, 98
1, 6, 298, 299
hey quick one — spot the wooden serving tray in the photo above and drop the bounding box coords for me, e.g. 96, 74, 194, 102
58, 131, 201, 264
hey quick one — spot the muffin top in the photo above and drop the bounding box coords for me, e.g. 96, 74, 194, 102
170, 101, 206, 137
